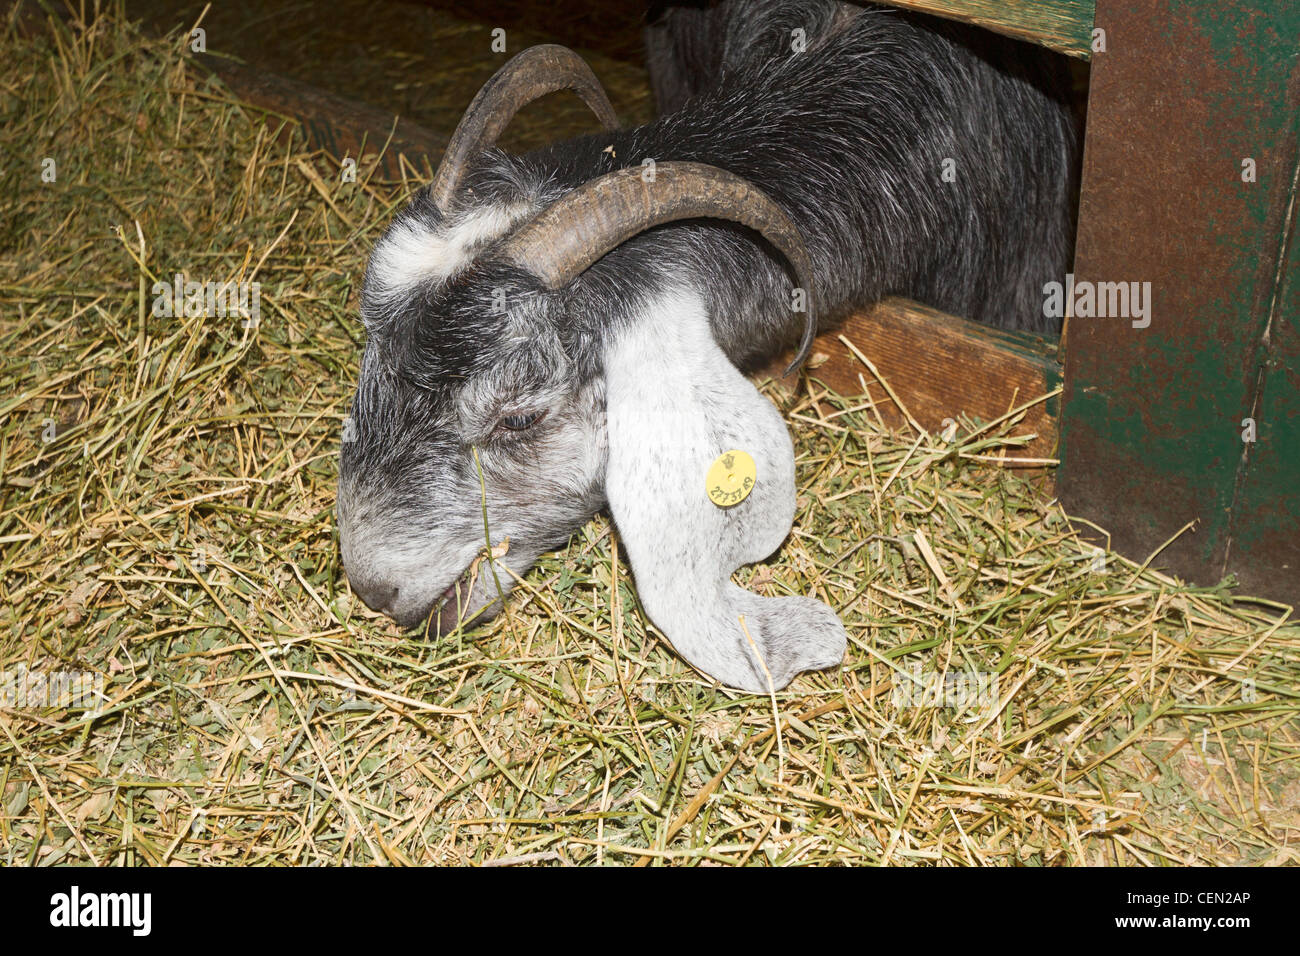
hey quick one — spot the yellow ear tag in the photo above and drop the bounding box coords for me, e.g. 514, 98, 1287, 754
706, 449, 757, 508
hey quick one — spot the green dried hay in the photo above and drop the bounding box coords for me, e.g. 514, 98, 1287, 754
1, 6, 1297, 867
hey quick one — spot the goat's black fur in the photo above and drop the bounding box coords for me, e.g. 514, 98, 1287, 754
444, 0, 1078, 371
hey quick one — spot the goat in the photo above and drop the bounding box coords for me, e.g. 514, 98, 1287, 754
337, 0, 1080, 691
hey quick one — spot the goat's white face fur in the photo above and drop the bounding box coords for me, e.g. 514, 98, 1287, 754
368, 203, 535, 294
338, 202, 846, 691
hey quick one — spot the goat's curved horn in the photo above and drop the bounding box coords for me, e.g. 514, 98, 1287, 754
502, 161, 818, 374
430, 44, 619, 211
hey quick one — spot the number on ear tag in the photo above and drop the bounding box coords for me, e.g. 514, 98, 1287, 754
706, 449, 757, 508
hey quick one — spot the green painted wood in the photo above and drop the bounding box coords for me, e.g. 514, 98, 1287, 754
884, 0, 1096, 58
1226, 146, 1300, 596
1059, 0, 1300, 601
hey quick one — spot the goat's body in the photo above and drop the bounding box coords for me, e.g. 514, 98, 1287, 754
458, 0, 1078, 374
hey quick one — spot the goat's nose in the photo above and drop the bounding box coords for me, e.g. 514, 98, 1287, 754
347, 571, 399, 615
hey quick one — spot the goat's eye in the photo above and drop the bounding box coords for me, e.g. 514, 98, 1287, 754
498, 411, 544, 432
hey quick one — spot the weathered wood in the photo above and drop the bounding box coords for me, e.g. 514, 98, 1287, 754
767, 299, 1061, 466
1059, 0, 1300, 601
195, 55, 443, 178
883, 0, 1096, 58
1229, 216, 1300, 597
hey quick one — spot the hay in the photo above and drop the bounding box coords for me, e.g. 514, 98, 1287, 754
2, 6, 1297, 867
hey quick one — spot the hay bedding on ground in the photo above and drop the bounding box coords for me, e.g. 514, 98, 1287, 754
2, 9, 1298, 866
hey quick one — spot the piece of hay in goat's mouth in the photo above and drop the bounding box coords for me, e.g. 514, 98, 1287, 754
1, 7, 1297, 866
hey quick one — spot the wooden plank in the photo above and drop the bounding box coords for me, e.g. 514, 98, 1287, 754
767, 299, 1061, 466
883, 0, 1096, 58
1058, 0, 1300, 602
194, 55, 443, 178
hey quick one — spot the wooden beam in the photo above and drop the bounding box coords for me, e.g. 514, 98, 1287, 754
766, 299, 1061, 467
882, 0, 1096, 58
194, 55, 443, 178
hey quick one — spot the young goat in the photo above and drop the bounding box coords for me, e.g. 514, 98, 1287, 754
337, 0, 1079, 691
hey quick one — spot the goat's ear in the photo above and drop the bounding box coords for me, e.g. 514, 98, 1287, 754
603, 292, 847, 692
